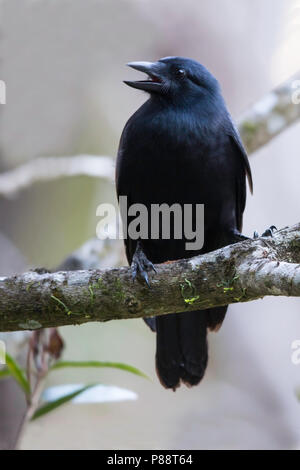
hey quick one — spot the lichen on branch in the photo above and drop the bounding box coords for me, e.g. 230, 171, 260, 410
0, 224, 300, 332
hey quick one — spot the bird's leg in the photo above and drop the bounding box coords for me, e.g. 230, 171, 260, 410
228, 229, 250, 243
131, 241, 156, 287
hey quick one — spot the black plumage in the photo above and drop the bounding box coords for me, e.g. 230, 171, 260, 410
116, 57, 252, 390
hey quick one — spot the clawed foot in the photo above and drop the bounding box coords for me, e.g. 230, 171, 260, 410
253, 225, 277, 239
228, 226, 277, 245
131, 242, 156, 287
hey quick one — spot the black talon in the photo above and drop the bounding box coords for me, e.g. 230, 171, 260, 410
143, 271, 150, 288
254, 225, 277, 239
131, 241, 156, 287
148, 262, 157, 273
261, 228, 273, 237
261, 225, 277, 237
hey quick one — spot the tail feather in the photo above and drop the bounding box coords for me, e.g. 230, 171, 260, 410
179, 311, 208, 387
155, 307, 227, 390
155, 311, 208, 390
155, 313, 182, 390
206, 306, 228, 331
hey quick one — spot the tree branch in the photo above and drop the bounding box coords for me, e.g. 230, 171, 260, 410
0, 224, 299, 332
0, 155, 114, 198
238, 72, 300, 153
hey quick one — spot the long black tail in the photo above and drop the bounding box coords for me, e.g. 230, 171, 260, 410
154, 307, 227, 390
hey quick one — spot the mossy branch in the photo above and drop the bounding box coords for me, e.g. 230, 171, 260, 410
0, 224, 300, 332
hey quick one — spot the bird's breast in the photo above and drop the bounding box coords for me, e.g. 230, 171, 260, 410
119, 103, 236, 209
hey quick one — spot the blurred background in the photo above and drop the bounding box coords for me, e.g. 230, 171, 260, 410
0, 0, 300, 449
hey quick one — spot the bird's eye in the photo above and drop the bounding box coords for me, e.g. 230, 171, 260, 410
175, 68, 186, 79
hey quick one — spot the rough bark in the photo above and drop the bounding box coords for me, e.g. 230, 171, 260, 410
0, 224, 300, 332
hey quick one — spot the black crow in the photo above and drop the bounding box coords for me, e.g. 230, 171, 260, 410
116, 56, 254, 390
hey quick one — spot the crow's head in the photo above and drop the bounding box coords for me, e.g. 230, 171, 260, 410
124, 56, 220, 99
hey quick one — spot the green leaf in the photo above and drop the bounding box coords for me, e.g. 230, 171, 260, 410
50, 360, 149, 379
31, 384, 94, 420
0, 368, 11, 379
5, 353, 30, 395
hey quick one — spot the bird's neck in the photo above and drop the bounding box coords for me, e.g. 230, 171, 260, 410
146, 93, 226, 131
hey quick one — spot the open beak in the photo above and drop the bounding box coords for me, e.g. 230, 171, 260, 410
124, 61, 165, 92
